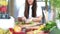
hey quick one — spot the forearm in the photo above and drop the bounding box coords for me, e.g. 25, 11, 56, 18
32, 16, 42, 22
32, 18, 40, 22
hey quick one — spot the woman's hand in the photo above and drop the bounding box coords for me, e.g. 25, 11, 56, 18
18, 17, 26, 22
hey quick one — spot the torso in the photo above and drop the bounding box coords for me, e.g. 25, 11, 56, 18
18, 3, 42, 18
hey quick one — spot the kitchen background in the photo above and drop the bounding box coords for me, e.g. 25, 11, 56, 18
9, 0, 53, 21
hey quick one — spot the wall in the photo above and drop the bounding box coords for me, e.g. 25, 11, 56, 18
14, 0, 45, 18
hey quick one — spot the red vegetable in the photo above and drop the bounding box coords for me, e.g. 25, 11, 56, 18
9, 28, 14, 32
13, 32, 25, 34
0, 7, 1, 11
0, 6, 7, 13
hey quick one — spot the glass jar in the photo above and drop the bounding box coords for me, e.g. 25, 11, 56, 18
0, 0, 10, 19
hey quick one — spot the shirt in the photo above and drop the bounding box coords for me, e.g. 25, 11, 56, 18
29, 5, 32, 18
18, 3, 42, 18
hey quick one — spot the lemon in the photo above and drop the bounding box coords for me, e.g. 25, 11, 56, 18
0, 1, 8, 6
9, 31, 12, 34
34, 30, 41, 34
38, 25, 45, 31
14, 25, 21, 32
27, 31, 33, 34
0, 28, 4, 34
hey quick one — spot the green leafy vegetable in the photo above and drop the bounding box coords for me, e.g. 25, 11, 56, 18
41, 21, 56, 31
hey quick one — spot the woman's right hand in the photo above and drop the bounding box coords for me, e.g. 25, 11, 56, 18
18, 17, 26, 22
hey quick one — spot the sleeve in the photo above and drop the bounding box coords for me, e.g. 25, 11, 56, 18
36, 6, 42, 17
18, 5, 24, 17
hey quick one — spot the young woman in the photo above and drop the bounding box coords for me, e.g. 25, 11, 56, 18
18, 0, 42, 22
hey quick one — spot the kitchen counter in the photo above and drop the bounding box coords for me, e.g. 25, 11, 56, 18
0, 16, 15, 29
